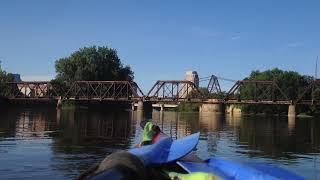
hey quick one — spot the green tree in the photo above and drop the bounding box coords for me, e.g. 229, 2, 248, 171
52, 46, 134, 94
241, 68, 312, 100
238, 68, 313, 114
54, 46, 134, 84
0, 63, 14, 97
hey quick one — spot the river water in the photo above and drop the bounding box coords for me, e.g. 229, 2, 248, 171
0, 107, 319, 179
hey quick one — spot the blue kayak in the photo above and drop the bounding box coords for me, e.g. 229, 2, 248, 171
129, 132, 200, 166
177, 157, 305, 180
86, 132, 304, 180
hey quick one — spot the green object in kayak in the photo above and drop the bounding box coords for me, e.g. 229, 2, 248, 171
142, 122, 154, 142
168, 172, 220, 180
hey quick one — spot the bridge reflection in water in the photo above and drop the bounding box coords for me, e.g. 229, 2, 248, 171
1, 108, 319, 157
0, 108, 319, 179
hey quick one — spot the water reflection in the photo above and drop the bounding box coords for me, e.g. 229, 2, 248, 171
288, 116, 295, 135
54, 108, 133, 149
197, 113, 225, 157
0, 108, 57, 139
0, 108, 319, 179
225, 115, 320, 163
51, 108, 137, 178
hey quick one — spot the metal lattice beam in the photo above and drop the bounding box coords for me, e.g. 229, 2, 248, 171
146, 80, 203, 101
224, 80, 290, 104
63, 81, 143, 101
207, 75, 221, 94
5, 81, 58, 99
296, 79, 320, 105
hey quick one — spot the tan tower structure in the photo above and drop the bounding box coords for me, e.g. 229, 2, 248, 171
185, 71, 199, 88
180, 71, 199, 98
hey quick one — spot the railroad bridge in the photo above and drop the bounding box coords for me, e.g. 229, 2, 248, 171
2, 74, 320, 117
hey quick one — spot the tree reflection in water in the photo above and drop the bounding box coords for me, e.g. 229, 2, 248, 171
0, 107, 319, 179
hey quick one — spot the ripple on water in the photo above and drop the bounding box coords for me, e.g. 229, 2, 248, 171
1, 109, 320, 179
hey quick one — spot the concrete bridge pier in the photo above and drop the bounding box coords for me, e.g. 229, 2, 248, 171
137, 101, 144, 111
56, 97, 62, 109
200, 103, 225, 114
131, 103, 135, 111
137, 101, 152, 112
160, 104, 164, 112
226, 105, 242, 116
137, 101, 153, 120
288, 104, 296, 117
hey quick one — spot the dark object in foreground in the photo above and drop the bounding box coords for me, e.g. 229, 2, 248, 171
77, 151, 146, 180
78, 132, 304, 180
77, 151, 168, 180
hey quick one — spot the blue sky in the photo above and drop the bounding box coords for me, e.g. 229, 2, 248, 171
0, 1, 320, 91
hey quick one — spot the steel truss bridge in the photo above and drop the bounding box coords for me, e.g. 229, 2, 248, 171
3, 75, 320, 105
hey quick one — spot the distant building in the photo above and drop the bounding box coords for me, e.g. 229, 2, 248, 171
180, 71, 199, 98
185, 71, 199, 87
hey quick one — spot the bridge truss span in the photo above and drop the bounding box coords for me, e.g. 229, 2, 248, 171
207, 75, 222, 94
64, 81, 144, 101
5, 81, 59, 100
3, 78, 320, 106
224, 80, 291, 104
146, 80, 203, 102
296, 79, 320, 105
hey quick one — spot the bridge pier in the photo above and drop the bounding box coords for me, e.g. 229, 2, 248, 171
200, 103, 225, 114
226, 105, 242, 116
137, 101, 144, 111
160, 104, 164, 112
137, 101, 152, 112
56, 97, 62, 109
137, 101, 153, 120
131, 103, 135, 111
288, 104, 296, 117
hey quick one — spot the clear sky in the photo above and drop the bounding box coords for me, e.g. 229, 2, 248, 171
0, 0, 320, 91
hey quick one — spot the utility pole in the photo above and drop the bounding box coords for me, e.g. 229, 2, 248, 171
312, 56, 318, 104
315, 56, 318, 80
